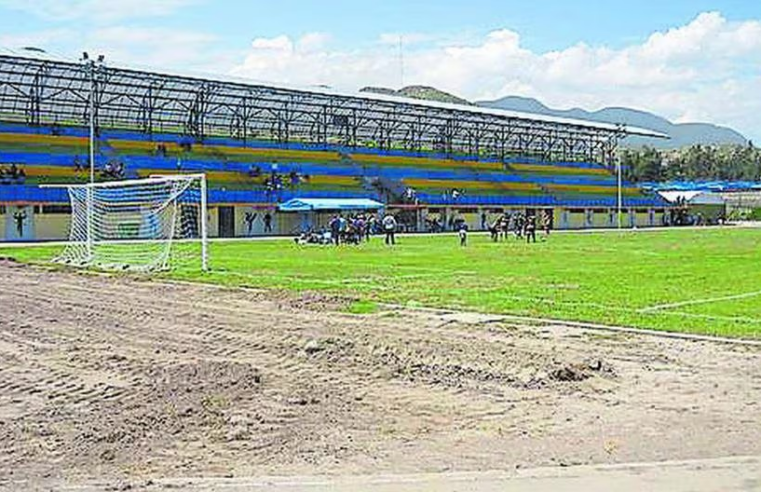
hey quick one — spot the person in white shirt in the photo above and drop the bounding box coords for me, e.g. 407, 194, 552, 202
382, 214, 397, 245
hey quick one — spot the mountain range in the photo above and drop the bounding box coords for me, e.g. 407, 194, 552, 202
359, 86, 748, 149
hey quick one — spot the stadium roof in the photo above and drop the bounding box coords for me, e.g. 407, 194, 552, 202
0, 51, 666, 164
0, 49, 665, 138
279, 198, 385, 211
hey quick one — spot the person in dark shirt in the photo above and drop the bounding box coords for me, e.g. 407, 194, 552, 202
13, 209, 26, 238
263, 213, 273, 233
329, 215, 341, 246
458, 222, 469, 247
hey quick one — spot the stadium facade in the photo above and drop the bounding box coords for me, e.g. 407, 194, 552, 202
0, 54, 670, 241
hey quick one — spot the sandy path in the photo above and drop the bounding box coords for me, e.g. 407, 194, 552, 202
0, 261, 760, 490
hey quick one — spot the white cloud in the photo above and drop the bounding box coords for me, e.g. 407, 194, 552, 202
0, 29, 73, 51
231, 12, 761, 140
84, 27, 235, 72
0, 0, 200, 22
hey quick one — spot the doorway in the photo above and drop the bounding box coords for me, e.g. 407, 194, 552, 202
218, 206, 235, 238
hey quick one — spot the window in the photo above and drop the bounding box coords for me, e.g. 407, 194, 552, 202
41, 204, 72, 214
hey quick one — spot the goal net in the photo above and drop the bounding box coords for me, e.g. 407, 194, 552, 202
54, 174, 208, 272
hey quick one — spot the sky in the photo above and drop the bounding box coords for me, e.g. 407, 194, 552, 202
0, 0, 760, 140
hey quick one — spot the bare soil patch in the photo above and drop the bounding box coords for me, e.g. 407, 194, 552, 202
0, 262, 760, 490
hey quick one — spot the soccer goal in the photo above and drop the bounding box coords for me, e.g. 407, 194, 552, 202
52, 174, 208, 272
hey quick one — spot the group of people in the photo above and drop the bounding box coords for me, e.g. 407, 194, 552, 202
487, 211, 552, 244
295, 213, 402, 247
0, 163, 25, 184
327, 213, 379, 245
72, 156, 125, 180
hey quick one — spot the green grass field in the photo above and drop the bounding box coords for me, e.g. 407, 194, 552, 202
3, 227, 761, 338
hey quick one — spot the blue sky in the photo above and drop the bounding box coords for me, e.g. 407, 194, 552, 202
1, 0, 760, 140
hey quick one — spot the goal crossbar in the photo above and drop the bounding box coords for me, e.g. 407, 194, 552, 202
40, 173, 207, 189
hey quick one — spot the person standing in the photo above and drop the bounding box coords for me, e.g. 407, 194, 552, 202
329, 215, 341, 246
542, 210, 552, 238
263, 212, 273, 234
458, 222, 469, 247
382, 214, 397, 246
13, 209, 26, 238
525, 214, 537, 243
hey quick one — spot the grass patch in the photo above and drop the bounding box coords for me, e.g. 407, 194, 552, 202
346, 300, 380, 315
3, 227, 761, 339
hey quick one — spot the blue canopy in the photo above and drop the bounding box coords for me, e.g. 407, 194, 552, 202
278, 198, 385, 212
640, 180, 761, 192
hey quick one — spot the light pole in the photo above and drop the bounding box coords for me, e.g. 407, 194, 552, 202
617, 155, 623, 230
81, 52, 105, 185
80, 52, 105, 259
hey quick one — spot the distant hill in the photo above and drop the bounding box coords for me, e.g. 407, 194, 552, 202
478, 96, 748, 149
357, 87, 748, 149
360, 85, 472, 106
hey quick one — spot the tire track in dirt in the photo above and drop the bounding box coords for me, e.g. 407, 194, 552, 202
1, 261, 760, 485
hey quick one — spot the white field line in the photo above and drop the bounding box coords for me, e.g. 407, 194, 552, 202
639, 290, 761, 313
493, 293, 761, 325
381, 303, 761, 346
663, 311, 761, 324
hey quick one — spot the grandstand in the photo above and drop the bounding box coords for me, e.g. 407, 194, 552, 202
0, 54, 669, 241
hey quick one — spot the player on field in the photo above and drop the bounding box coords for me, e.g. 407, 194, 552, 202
382, 214, 397, 245
525, 214, 537, 243
458, 222, 469, 247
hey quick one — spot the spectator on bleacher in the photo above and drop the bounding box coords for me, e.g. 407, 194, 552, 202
101, 160, 125, 180
289, 171, 300, 188
156, 143, 168, 157
249, 165, 262, 178
73, 155, 85, 173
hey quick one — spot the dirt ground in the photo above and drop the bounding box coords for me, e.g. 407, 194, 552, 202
0, 261, 760, 491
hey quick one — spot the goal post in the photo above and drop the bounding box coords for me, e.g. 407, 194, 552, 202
48, 174, 209, 272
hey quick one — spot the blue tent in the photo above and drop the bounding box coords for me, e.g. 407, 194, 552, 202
278, 198, 385, 212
